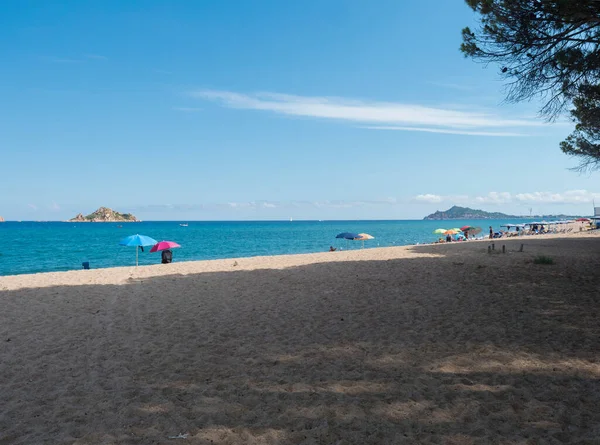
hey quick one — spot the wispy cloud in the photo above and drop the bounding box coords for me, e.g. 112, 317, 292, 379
414, 190, 600, 206
27, 204, 38, 210
134, 199, 399, 213
364, 126, 526, 137
191, 90, 548, 137
50, 201, 60, 211
515, 190, 600, 204
172, 107, 203, 112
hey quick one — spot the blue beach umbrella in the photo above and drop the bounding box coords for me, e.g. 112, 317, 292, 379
336, 232, 360, 240
119, 234, 158, 266
335, 232, 360, 249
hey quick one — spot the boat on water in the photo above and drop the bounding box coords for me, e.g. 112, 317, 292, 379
180, 223, 189, 227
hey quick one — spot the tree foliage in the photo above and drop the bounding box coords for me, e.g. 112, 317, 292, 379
461, 0, 600, 170
560, 84, 600, 170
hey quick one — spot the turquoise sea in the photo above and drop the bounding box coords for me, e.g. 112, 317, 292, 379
0, 219, 528, 276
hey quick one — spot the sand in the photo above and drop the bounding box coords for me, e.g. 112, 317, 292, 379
1, 231, 600, 444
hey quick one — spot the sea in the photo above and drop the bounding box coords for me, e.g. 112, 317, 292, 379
0, 219, 532, 276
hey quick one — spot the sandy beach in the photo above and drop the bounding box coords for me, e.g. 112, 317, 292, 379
1, 231, 600, 444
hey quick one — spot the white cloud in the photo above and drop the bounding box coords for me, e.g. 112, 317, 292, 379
50, 201, 60, 211
414, 190, 600, 206
474, 192, 512, 205
364, 126, 525, 137
515, 190, 600, 204
415, 194, 443, 203
191, 90, 548, 136
27, 204, 37, 210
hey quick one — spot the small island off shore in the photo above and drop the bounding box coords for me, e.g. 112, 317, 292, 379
68, 206, 139, 223
424, 205, 580, 220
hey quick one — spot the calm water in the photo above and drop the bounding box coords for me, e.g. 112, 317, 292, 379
0, 219, 525, 276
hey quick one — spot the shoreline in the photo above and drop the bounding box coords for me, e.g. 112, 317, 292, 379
1, 229, 597, 289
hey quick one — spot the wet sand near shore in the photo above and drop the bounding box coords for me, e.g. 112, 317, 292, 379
1, 232, 599, 444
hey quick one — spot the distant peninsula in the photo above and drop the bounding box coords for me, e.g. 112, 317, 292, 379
68, 207, 139, 222
423, 206, 579, 221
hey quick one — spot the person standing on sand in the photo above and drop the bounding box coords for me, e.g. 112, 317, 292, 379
489, 226, 493, 239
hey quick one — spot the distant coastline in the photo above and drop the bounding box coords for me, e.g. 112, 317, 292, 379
423, 205, 580, 221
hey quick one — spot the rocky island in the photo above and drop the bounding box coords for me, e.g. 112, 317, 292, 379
68, 207, 139, 222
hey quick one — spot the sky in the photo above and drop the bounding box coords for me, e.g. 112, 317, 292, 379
1, 0, 599, 221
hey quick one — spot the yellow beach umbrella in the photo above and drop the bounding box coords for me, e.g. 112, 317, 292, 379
355, 233, 374, 248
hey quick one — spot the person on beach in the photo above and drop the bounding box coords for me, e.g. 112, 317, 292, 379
161, 249, 173, 264
329, 246, 337, 252
446, 234, 452, 242
489, 226, 493, 239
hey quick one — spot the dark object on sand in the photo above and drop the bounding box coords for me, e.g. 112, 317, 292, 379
161, 249, 173, 264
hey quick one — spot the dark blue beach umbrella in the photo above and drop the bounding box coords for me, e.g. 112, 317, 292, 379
335, 232, 360, 240
119, 234, 158, 266
335, 232, 360, 249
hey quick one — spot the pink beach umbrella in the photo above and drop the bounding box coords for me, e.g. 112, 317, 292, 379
150, 241, 181, 252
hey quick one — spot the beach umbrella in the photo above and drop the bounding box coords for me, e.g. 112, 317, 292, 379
576, 218, 591, 222
433, 228, 447, 234
356, 233, 374, 240
460, 225, 475, 232
336, 232, 360, 239
150, 241, 181, 252
355, 233, 374, 248
335, 232, 360, 249
119, 234, 158, 266
443, 229, 459, 235
450, 228, 462, 232
468, 227, 483, 236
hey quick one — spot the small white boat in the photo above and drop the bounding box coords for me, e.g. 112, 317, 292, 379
180, 223, 188, 227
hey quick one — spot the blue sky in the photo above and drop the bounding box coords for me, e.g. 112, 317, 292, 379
1, 0, 598, 220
